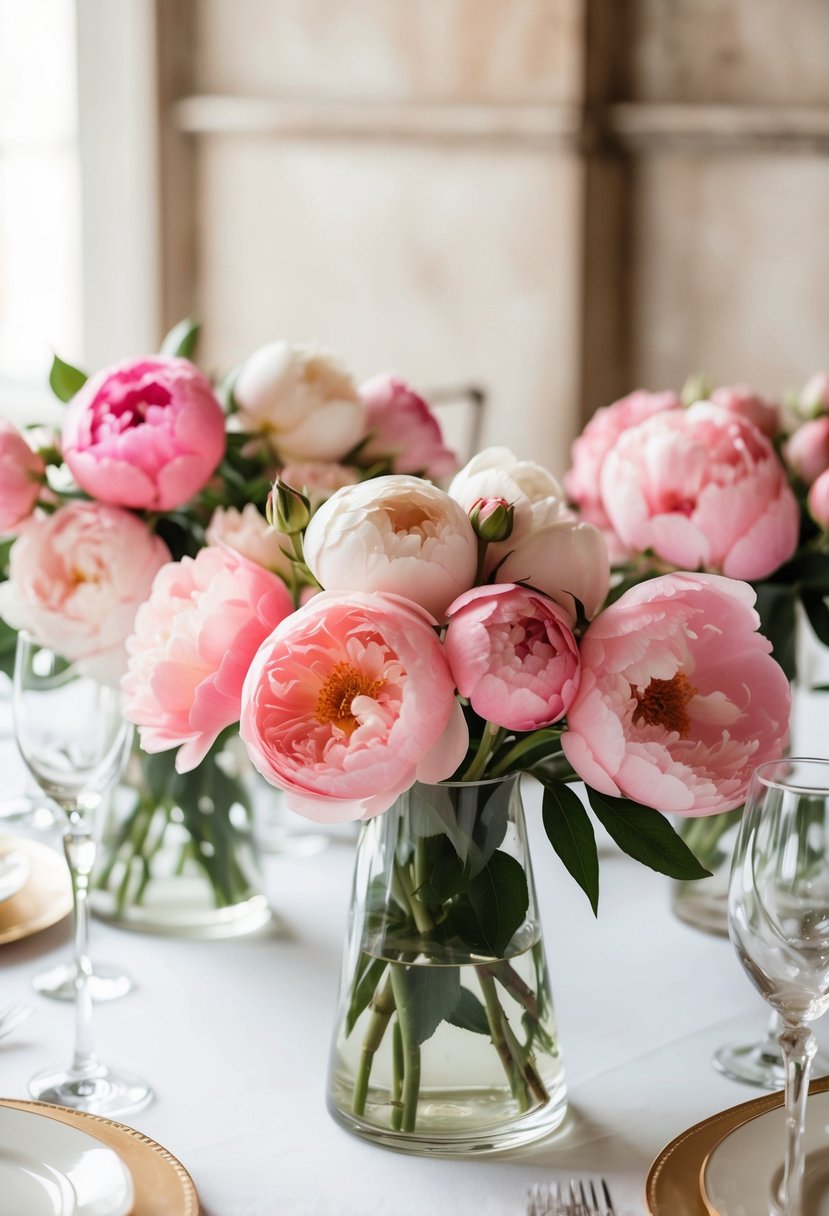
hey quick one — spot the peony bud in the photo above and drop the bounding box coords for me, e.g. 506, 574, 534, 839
468, 497, 514, 543
267, 478, 311, 534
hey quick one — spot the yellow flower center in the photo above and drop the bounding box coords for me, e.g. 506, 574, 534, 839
632, 673, 696, 737
314, 662, 385, 736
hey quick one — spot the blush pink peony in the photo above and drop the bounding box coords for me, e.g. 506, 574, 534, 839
206, 503, 293, 578
784, 416, 829, 486
561, 572, 791, 814
359, 373, 457, 481
710, 385, 780, 440
239, 591, 468, 822
277, 461, 358, 510
809, 468, 829, 529
61, 356, 225, 511
0, 422, 45, 531
0, 501, 170, 684
445, 584, 580, 731
122, 546, 294, 771
600, 402, 800, 581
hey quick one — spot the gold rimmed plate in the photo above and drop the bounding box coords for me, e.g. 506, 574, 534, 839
645, 1075, 829, 1215
0, 835, 72, 945
0, 1099, 200, 1215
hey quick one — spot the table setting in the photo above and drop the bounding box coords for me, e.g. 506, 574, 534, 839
1, 329, 829, 1214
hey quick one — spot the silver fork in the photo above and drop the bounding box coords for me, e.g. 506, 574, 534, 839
526, 1178, 616, 1216
0, 1000, 33, 1041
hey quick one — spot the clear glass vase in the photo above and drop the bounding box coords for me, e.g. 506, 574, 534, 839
89, 739, 271, 939
326, 775, 567, 1155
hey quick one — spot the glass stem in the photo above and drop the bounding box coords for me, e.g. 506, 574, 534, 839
64, 809, 98, 1079
778, 1020, 817, 1216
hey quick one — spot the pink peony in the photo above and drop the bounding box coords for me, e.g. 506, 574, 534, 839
0, 422, 45, 531
240, 591, 468, 822
445, 584, 580, 731
710, 384, 780, 440
564, 390, 681, 536
61, 356, 226, 511
278, 461, 358, 510
122, 546, 294, 771
0, 501, 169, 684
784, 416, 829, 486
302, 475, 478, 621
359, 373, 457, 481
206, 504, 293, 578
561, 572, 791, 815
808, 468, 829, 529
600, 402, 799, 581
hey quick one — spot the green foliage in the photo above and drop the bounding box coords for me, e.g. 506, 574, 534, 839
540, 778, 599, 915
49, 354, 87, 403
160, 317, 201, 360
586, 788, 712, 880
392, 965, 461, 1045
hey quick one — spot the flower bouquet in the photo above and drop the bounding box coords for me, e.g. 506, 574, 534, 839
0, 321, 457, 933
119, 442, 790, 1151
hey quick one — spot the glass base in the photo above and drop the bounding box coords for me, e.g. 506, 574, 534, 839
714, 1038, 829, 1090
91, 885, 272, 940
33, 962, 134, 1003
327, 1079, 568, 1156
671, 887, 729, 938
29, 1062, 154, 1117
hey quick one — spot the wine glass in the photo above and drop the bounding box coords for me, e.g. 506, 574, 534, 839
13, 633, 153, 1115
728, 757, 829, 1216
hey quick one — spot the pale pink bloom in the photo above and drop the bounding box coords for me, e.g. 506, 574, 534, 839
0, 422, 45, 531
561, 572, 791, 815
445, 584, 580, 731
798, 371, 829, 417
495, 519, 610, 623
278, 460, 358, 510
234, 341, 365, 462
710, 384, 780, 440
450, 447, 566, 549
61, 356, 225, 511
303, 475, 478, 621
206, 504, 293, 578
0, 501, 169, 684
600, 402, 799, 581
784, 416, 829, 486
564, 390, 681, 535
359, 373, 457, 481
240, 591, 468, 822
808, 468, 829, 529
122, 546, 294, 772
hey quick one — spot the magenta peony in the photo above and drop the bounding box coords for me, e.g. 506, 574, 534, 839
240, 591, 468, 822
61, 356, 225, 511
0, 500, 169, 683
561, 572, 791, 814
0, 422, 45, 531
122, 546, 294, 771
445, 584, 580, 731
600, 402, 799, 581
359, 373, 457, 481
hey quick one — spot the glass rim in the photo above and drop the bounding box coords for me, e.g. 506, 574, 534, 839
753, 756, 829, 796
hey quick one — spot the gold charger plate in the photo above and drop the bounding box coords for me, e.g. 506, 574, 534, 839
0, 1099, 200, 1215
645, 1074, 829, 1215
0, 835, 72, 945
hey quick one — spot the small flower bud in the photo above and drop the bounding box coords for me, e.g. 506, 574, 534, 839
267, 478, 311, 534
680, 373, 710, 408
468, 497, 514, 543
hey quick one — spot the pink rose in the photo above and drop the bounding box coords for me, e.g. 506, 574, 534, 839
808, 468, 829, 529
122, 546, 294, 772
784, 416, 829, 486
359, 373, 457, 481
564, 390, 681, 535
600, 403, 799, 581
710, 385, 780, 439
240, 591, 468, 822
0, 501, 170, 684
302, 475, 478, 621
445, 584, 580, 731
561, 572, 790, 815
61, 356, 225, 511
0, 422, 45, 531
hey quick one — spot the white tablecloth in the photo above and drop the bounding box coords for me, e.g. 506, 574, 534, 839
4, 767, 826, 1216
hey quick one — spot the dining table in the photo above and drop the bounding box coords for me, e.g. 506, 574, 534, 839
1, 686, 828, 1216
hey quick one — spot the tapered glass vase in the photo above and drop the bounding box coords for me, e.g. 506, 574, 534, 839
326, 775, 567, 1156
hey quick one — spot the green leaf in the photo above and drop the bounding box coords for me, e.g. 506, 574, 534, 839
160, 317, 201, 360
467, 850, 529, 957
49, 354, 87, 403
345, 954, 387, 1036
540, 779, 599, 915
801, 590, 829, 650
753, 582, 797, 681
465, 780, 512, 877
447, 987, 490, 1036
413, 837, 466, 906
586, 788, 712, 881
392, 964, 461, 1045
490, 729, 562, 777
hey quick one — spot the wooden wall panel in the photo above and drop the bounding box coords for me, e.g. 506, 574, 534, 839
195, 137, 582, 476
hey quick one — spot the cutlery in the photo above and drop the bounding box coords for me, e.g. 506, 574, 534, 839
0, 1000, 33, 1041
527, 1177, 615, 1216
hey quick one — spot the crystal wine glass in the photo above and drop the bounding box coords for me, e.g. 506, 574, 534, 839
13, 633, 153, 1115
728, 757, 829, 1216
